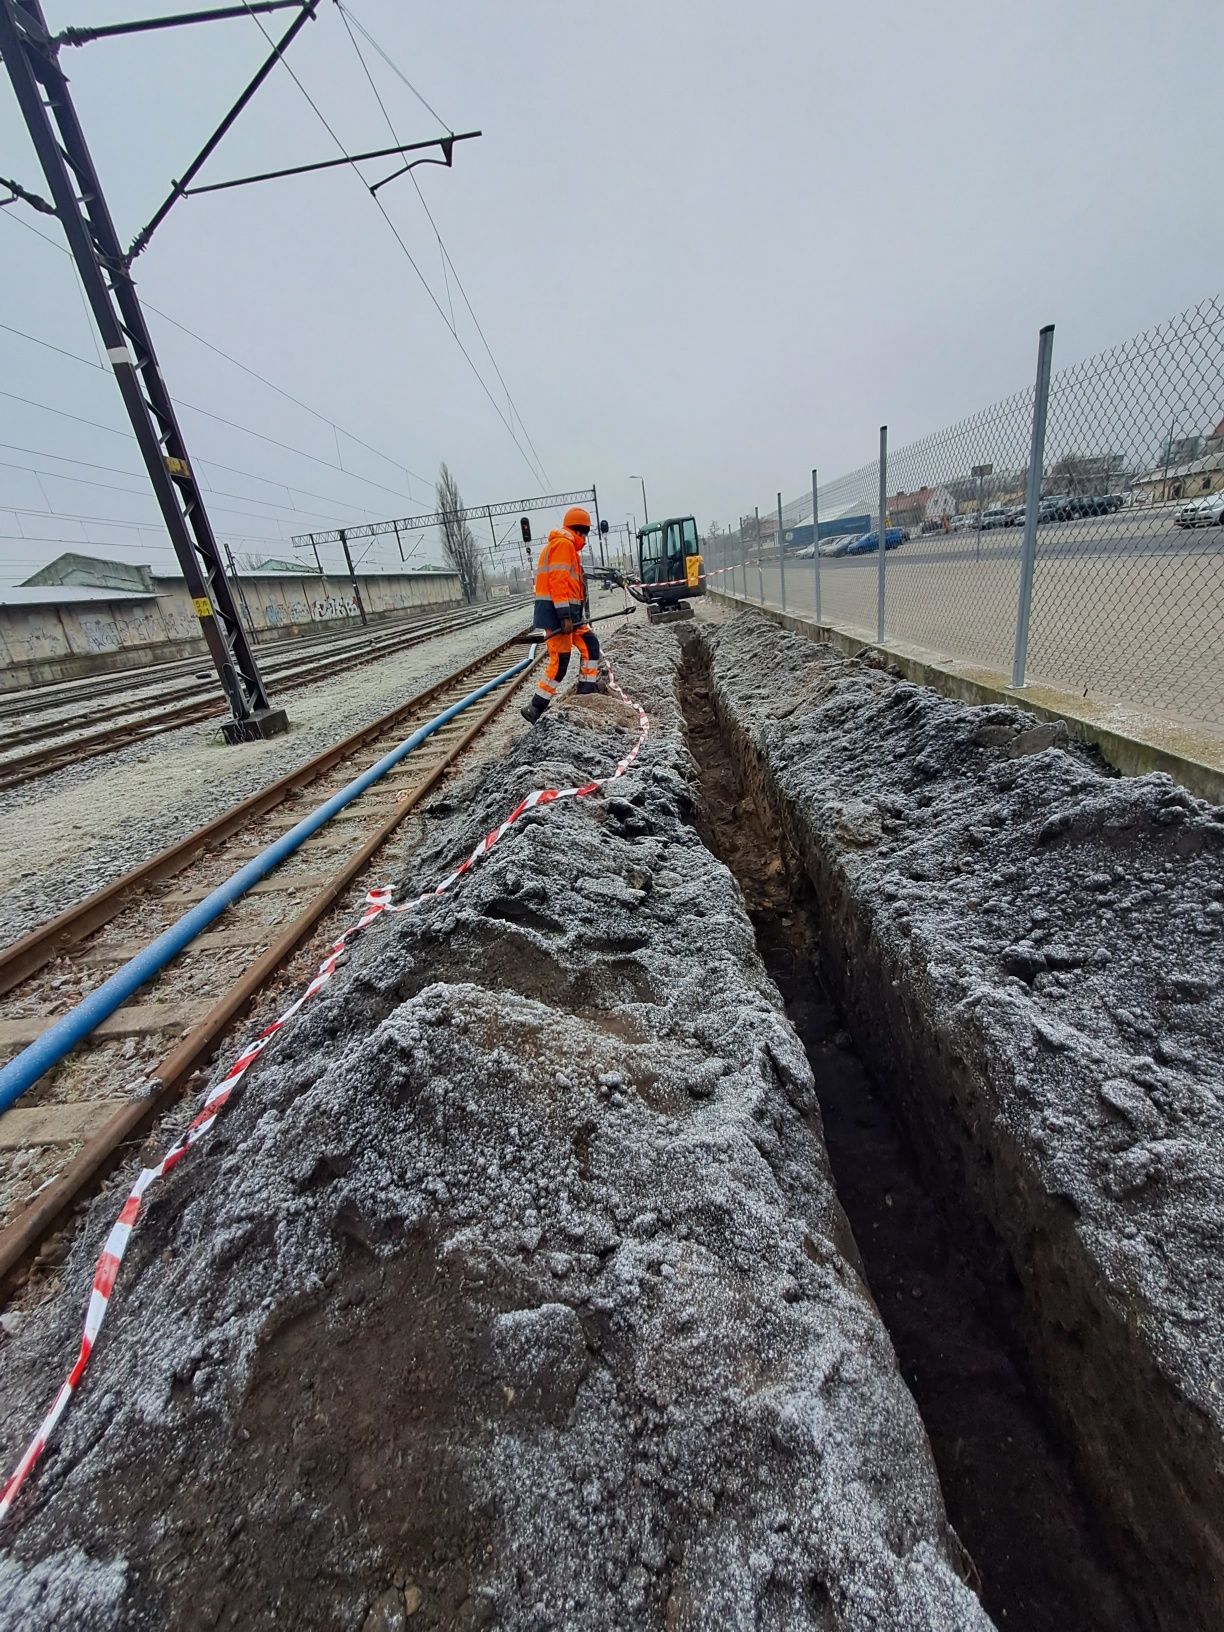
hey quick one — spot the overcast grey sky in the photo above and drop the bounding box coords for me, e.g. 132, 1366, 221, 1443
1, 0, 1219, 580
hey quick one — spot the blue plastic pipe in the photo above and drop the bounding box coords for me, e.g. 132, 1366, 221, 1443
0, 654, 532, 1115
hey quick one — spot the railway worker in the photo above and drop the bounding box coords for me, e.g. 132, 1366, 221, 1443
520, 506, 602, 724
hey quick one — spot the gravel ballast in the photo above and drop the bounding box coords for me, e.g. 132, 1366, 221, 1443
0, 606, 529, 953
697, 611, 1224, 1631
0, 625, 990, 1630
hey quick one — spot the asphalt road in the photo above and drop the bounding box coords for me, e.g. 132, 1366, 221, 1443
802, 512, 1222, 572
707, 506, 1224, 735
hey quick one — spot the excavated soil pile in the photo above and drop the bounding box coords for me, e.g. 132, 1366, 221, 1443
0, 627, 991, 1632
696, 612, 1224, 1632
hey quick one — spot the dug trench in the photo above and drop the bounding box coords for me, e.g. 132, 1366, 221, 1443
2, 617, 1220, 1630
0, 626, 998, 1632
678, 631, 1144, 1630
682, 610, 1224, 1632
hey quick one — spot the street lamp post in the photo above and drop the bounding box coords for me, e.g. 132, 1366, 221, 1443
971, 463, 993, 563
629, 476, 649, 523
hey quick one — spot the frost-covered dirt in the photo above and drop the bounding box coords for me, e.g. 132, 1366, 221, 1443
0, 626, 990, 1631
699, 612, 1224, 1632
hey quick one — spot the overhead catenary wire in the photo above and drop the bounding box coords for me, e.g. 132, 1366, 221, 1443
140, 300, 428, 490
1, 207, 427, 496
0, 388, 143, 442
0, 533, 179, 558
0, 392, 400, 567
411, 177, 549, 478
0, 329, 421, 506
333, 4, 457, 340
0, 501, 295, 546
239, 0, 550, 490
0, 456, 361, 530
335, 1, 551, 486
2, 10, 552, 570
335, 1, 451, 132
0, 319, 104, 373
0, 533, 411, 570
0, 440, 390, 521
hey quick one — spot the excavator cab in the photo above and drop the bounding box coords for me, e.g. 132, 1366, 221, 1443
634, 516, 706, 624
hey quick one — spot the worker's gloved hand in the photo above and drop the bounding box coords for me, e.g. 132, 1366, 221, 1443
559, 612, 574, 634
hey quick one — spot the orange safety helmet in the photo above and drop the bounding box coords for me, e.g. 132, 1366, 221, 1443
563, 505, 592, 537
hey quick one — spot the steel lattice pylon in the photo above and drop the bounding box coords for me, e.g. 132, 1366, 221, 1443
0, 0, 289, 738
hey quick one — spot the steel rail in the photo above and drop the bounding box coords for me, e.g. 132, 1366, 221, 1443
0, 601, 506, 751
0, 647, 538, 1290
0, 634, 520, 995
0, 600, 495, 725
0, 603, 523, 792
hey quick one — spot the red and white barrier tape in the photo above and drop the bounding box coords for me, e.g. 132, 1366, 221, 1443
0, 662, 649, 1523
626, 559, 758, 593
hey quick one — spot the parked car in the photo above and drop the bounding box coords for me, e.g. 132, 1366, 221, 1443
1036, 495, 1074, 523
794, 542, 817, 559
1002, 505, 1026, 527
980, 507, 1011, 530
845, 527, 908, 556
950, 514, 974, 532
818, 534, 856, 557
1175, 491, 1224, 527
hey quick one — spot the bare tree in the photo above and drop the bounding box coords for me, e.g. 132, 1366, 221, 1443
436, 462, 482, 603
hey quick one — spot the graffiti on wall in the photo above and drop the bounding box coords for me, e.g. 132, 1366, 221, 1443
78, 609, 165, 654
262, 600, 310, 628
256, 595, 355, 627
79, 618, 122, 653
311, 595, 360, 622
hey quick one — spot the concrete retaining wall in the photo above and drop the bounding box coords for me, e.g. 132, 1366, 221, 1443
708, 588, 1224, 807
0, 570, 463, 691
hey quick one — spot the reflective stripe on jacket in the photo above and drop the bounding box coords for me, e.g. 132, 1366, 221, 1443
532, 527, 586, 632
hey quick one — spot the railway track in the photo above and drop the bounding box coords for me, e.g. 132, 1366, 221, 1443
0, 598, 515, 727
0, 633, 539, 1295
0, 600, 526, 794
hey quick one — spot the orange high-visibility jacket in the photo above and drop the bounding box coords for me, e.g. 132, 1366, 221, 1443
532, 528, 586, 632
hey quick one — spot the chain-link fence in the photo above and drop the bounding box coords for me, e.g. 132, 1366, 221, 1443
706, 296, 1224, 739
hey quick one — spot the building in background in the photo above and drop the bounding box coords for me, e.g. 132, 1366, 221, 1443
21, 552, 155, 593
1130, 450, 1224, 505
1, 552, 463, 691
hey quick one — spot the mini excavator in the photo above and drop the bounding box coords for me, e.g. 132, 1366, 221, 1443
628, 516, 707, 624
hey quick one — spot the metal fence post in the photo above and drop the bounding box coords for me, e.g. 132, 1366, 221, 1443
738, 516, 747, 600
876, 426, 888, 643
755, 505, 763, 604
777, 492, 787, 612
1012, 324, 1056, 688
811, 467, 822, 624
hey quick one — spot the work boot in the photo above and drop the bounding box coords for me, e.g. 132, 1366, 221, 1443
575, 682, 598, 696
520, 695, 549, 725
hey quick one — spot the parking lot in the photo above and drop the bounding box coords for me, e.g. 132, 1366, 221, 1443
897, 505, 1221, 565
717, 507, 1224, 735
